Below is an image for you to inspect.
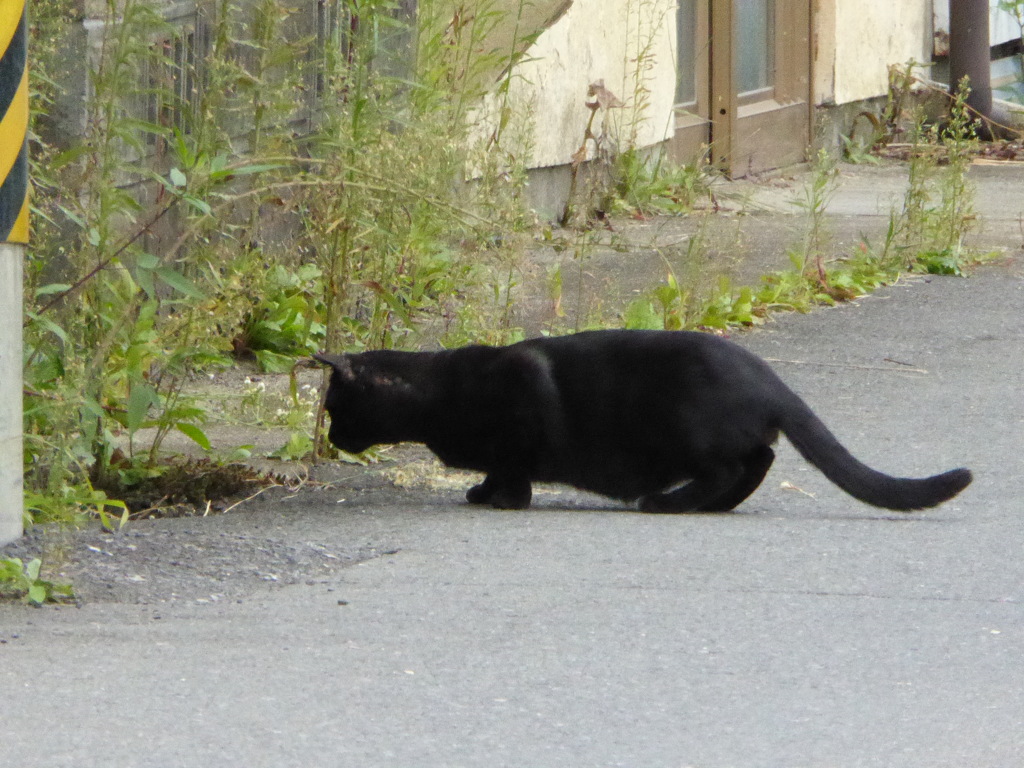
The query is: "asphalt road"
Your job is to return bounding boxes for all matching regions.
[2,262,1022,767]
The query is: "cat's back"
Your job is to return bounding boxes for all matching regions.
[520,328,735,356]
[515,329,768,383]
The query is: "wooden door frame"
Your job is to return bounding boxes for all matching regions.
[686,0,813,177]
[709,0,735,172]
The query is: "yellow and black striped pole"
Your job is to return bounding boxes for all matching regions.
[1,0,27,544]
[0,0,28,243]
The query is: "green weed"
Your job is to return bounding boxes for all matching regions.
[0,558,75,606]
[626,78,983,334]
[25,0,540,529]
[234,264,327,372]
[612,148,713,216]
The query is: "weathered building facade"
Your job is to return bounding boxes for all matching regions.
[47,1,1017,215]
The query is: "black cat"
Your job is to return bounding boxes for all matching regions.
[315,330,971,512]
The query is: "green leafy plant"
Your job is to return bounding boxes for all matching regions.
[25,0,537,521]
[916,248,966,276]
[24,483,130,531]
[626,272,761,332]
[0,558,75,606]
[612,148,712,216]
[624,271,688,330]
[24,0,280,512]
[698,279,757,329]
[235,264,327,372]
[269,432,315,462]
[787,148,841,294]
[625,79,983,336]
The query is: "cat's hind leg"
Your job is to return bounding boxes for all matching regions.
[639,447,774,513]
[639,472,731,513]
[696,446,774,512]
[466,475,533,509]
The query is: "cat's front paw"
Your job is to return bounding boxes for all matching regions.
[466,482,493,505]
[489,490,532,509]
[467,476,531,509]
[466,479,531,509]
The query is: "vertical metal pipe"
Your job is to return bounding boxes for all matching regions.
[948,0,992,118]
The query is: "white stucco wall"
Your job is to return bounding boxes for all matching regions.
[822,0,933,105]
[475,0,677,169]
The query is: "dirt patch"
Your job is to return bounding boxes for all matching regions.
[3,489,401,606]
[99,460,275,518]
[4,447,425,605]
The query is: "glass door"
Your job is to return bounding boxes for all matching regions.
[737,0,774,102]
[732,0,810,176]
[670,0,710,164]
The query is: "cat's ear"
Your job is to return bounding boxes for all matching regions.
[313,353,356,381]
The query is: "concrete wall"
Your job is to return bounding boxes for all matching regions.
[815,0,933,106]
[474,0,677,170]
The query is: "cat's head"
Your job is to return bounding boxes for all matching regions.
[313,352,420,454]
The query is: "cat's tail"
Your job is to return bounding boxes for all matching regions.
[777,393,972,510]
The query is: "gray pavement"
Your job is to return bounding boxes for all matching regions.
[2,162,1024,767]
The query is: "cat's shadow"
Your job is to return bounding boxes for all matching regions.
[459,495,959,523]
